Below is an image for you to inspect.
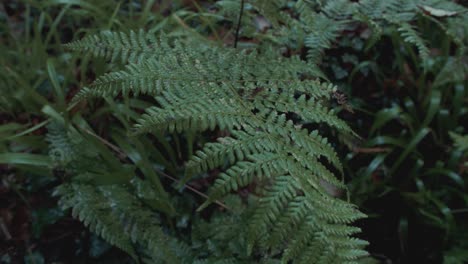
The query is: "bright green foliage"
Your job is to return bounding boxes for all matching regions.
[61,30,368,262]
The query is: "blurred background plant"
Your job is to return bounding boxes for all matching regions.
[327,2,468,263]
[0,0,467,263]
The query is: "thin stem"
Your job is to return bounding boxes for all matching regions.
[156,169,230,210]
[0,217,12,240]
[234,0,245,48]
[76,125,230,210]
[451,208,468,214]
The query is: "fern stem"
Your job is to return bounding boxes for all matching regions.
[157,169,230,210]
[77,126,128,160]
[77,124,230,210]
[234,0,245,48]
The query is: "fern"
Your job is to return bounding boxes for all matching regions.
[57,1,468,261]
[54,183,194,263]
[252,0,287,27]
[303,13,347,64]
[64,30,368,262]
[54,184,139,260]
[65,30,162,64]
[397,22,431,63]
[220,0,467,65]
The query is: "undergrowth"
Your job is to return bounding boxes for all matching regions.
[0,0,467,263]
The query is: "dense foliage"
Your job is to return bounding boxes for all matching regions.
[1,0,467,263]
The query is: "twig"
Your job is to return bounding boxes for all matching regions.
[234,0,245,48]
[43,231,74,243]
[76,126,230,210]
[156,169,230,210]
[78,126,127,160]
[352,147,390,154]
[0,217,12,240]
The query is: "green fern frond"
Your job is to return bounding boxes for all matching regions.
[216,0,467,65]
[322,0,357,19]
[55,183,194,263]
[70,30,367,262]
[134,89,251,134]
[65,30,163,63]
[254,87,353,133]
[49,0,468,261]
[46,122,77,166]
[357,0,417,23]
[187,127,344,182]
[397,22,430,63]
[71,36,322,102]
[248,181,366,259]
[99,185,194,263]
[249,0,288,27]
[303,14,347,64]
[54,184,138,260]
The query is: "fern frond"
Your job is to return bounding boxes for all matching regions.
[254,87,353,133]
[303,15,347,64]
[322,0,357,19]
[71,30,367,262]
[397,22,430,63]
[65,30,163,63]
[46,122,77,166]
[134,88,251,134]
[54,184,138,260]
[99,185,194,263]
[249,179,366,260]
[357,0,417,23]
[71,38,321,102]
[55,183,194,263]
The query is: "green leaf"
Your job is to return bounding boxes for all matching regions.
[422,89,441,127]
[370,106,401,135]
[361,154,387,180]
[0,153,52,167]
[390,128,430,175]
[47,59,66,110]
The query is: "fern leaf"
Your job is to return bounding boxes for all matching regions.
[54,184,138,260]
[71,30,368,262]
[55,183,194,263]
[65,30,163,63]
[134,90,251,134]
[397,22,430,63]
[304,15,347,64]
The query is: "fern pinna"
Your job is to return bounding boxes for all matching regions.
[58,30,368,263]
